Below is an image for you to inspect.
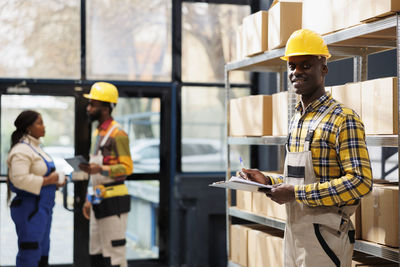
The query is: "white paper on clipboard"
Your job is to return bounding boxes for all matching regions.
[209,176,273,192]
[65,155,89,171]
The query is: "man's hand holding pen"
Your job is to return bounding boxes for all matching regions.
[239,168,270,185]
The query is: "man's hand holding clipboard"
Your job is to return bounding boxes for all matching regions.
[239,168,295,205]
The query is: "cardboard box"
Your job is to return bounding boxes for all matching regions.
[252,191,267,215]
[230,224,247,266]
[230,224,275,266]
[268,0,302,50]
[237,190,253,211]
[361,185,399,247]
[235,25,244,61]
[229,98,246,136]
[230,224,249,266]
[265,194,287,221]
[251,171,286,221]
[248,228,284,267]
[332,82,362,117]
[243,11,268,56]
[253,191,287,221]
[359,0,400,22]
[230,95,273,137]
[361,77,398,135]
[272,91,289,136]
[302,0,339,35]
[350,205,362,240]
[242,95,273,136]
[302,0,361,35]
[264,231,284,267]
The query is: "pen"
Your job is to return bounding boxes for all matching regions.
[239,156,246,169]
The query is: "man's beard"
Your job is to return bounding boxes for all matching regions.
[87,110,101,122]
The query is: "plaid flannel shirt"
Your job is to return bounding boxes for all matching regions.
[270,93,373,207]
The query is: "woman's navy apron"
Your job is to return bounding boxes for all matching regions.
[10,141,56,267]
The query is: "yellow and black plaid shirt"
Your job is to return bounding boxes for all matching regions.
[270,92,373,207]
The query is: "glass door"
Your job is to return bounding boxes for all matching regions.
[113,96,161,260]
[1,93,166,265]
[0,94,75,266]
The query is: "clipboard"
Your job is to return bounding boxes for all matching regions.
[65,155,89,171]
[209,176,273,192]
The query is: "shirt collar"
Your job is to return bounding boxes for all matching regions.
[98,118,113,131]
[295,92,331,114]
[24,134,41,146]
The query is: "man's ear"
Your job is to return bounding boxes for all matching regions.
[321,64,328,76]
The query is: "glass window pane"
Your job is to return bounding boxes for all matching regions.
[0,0,80,79]
[126,180,159,260]
[182,3,250,83]
[1,95,74,265]
[1,95,75,175]
[87,0,172,81]
[113,97,161,173]
[181,86,250,172]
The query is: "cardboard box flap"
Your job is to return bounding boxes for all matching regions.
[271,0,302,6]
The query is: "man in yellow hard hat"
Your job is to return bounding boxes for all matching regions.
[241,29,372,266]
[79,82,133,267]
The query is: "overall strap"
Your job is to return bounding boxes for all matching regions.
[286,112,301,152]
[20,141,55,176]
[95,123,120,154]
[20,141,53,163]
[304,103,338,151]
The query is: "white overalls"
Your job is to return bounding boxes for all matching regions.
[284,104,357,267]
[89,123,129,267]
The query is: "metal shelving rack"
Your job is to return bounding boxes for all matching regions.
[225,14,400,265]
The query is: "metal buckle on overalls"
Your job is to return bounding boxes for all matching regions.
[305,131,314,142]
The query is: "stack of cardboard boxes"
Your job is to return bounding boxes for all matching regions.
[331,77,398,135]
[235,0,400,61]
[303,0,400,35]
[236,172,287,222]
[229,92,289,137]
[230,224,284,267]
[230,1,400,265]
[232,184,399,266]
[230,76,398,137]
[236,0,302,60]
[361,184,399,248]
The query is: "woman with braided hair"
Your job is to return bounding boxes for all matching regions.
[7,110,65,267]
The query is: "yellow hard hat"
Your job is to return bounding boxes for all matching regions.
[84,82,118,104]
[281,29,331,61]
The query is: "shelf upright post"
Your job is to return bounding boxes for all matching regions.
[277,68,285,93]
[353,49,368,82]
[361,49,368,82]
[396,12,400,263]
[353,56,362,82]
[278,69,287,170]
[224,66,232,260]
